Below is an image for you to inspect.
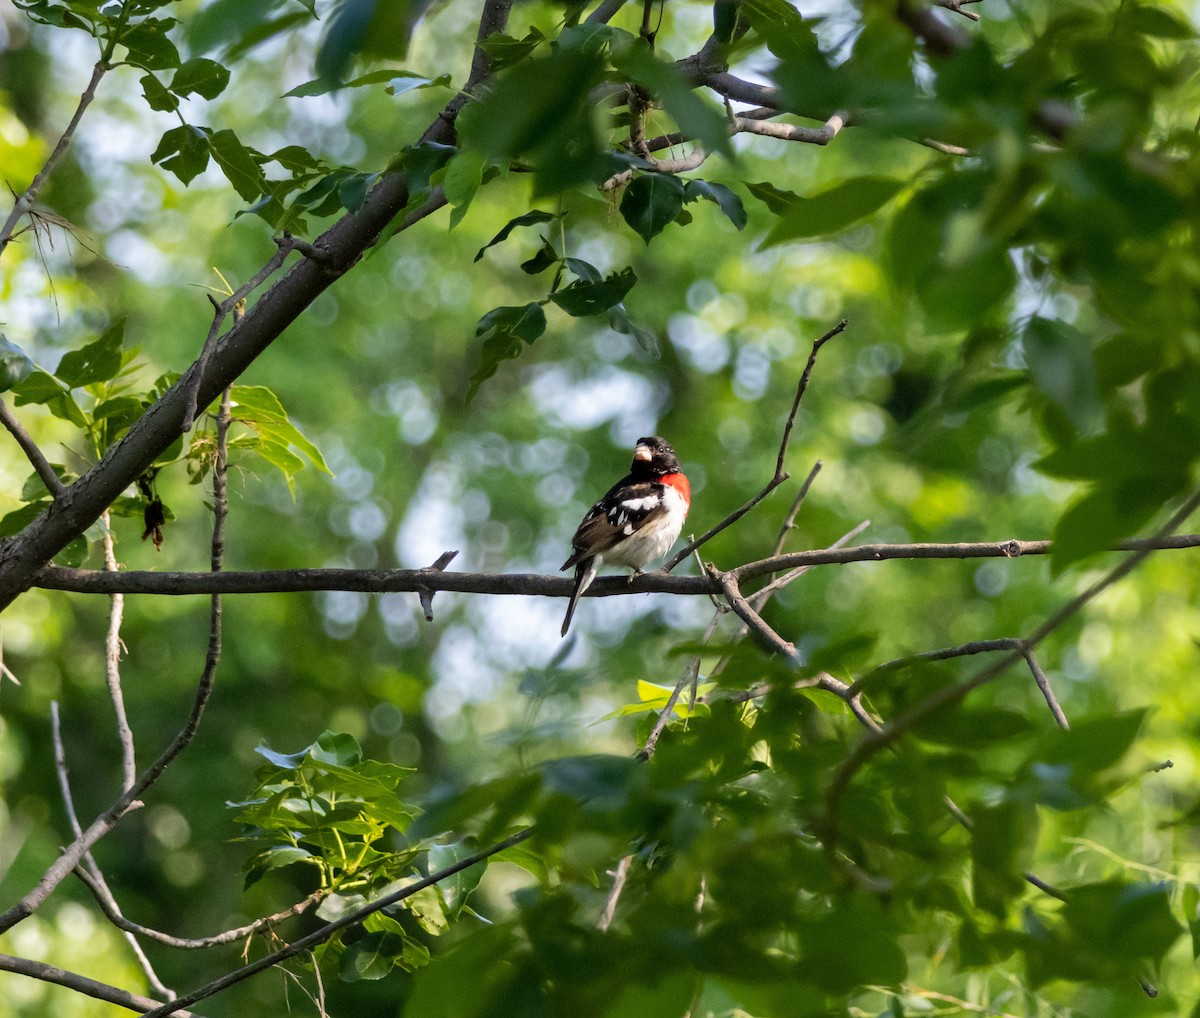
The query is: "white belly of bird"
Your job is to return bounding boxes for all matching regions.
[603,485,688,569]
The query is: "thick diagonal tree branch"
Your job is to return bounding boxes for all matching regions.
[0,953,205,1018]
[0,2,516,614]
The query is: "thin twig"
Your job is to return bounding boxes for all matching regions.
[775,320,845,479]
[769,461,822,559]
[638,608,723,760]
[709,519,870,683]
[182,241,296,432]
[73,863,325,949]
[51,704,173,998]
[732,111,847,144]
[932,0,983,21]
[101,512,136,791]
[597,854,633,931]
[1020,644,1069,730]
[662,321,845,573]
[0,61,108,256]
[712,567,880,731]
[0,397,66,498]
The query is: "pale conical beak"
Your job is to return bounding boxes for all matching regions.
[633,443,653,462]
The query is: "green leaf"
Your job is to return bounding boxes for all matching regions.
[1048,474,1180,573]
[474,209,558,262]
[474,303,547,345]
[54,535,88,568]
[456,47,611,194]
[396,140,456,199]
[442,149,486,230]
[971,801,1038,917]
[478,28,545,71]
[243,845,315,888]
[310,730,363,766]
[208,129,266,202]
[0,501,50,538]
[151,125,211,185]
[684,179,747,230]
[1061,881,1183,959]
[740,0,822,62]
[120,17,181,71]
[743,180,800,215]
[620,173,686,244]
[337,172,374,213]
[230,385,331,475]
[140,72,179,112]
[56,320,124,388]
[468,303,548,401]
[563,258,601,282]
[315,0,430,86]
[1184,883,1200,959]
[340,931,407,981]
[608,304,659,356]
[12,370,87,426]
[254,742,309,770]
[20,466,70,502]
[1022,317,1100,434]
[0,335,34,391]
[519,240,558,275]
[254,437,307,495]
[1121,4,1195,39]
[761,177,904,247]
[548,267,637,317]
[170,57,230,99]
[386,72,451,96]
[427,840,487,919]
[401,922,519,1017]
[1039,709,1147,773]
[798,895,907,991]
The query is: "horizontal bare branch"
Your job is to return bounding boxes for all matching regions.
[732,112,846,145]
[29,531,1200,598]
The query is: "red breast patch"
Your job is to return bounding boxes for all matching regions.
[661,472,691,506]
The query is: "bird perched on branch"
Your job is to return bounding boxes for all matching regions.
[560,436,690,637]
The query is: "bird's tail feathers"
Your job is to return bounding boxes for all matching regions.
[561,557,599,637]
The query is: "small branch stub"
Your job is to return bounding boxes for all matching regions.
[419,550,459,621]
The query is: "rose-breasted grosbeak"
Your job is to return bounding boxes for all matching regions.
[560,436,691,637]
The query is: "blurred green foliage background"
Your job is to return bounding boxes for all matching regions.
[4,0,1200,1014]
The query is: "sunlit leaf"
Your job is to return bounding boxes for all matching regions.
[761,177,904,247]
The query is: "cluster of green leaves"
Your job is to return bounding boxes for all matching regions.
[379,689,1187,1016]
[0,326,327,557]
[466,178,744,397]
[231,731,485,982]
